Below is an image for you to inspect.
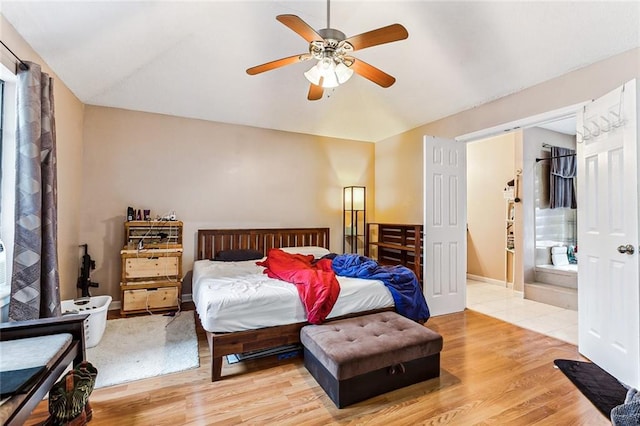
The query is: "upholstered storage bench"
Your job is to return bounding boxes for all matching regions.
[300,311,443,408]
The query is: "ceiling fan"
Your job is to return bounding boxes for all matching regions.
[246,0,408,101]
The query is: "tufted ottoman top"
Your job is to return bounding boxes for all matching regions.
[300,311,443,380]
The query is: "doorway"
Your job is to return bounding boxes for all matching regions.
[530,126,578,310]
[462,107,582,343]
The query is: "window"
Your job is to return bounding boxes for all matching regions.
[0,63,17,284]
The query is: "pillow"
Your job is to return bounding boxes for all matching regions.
[279,246,331,259]
[213,249,264,262]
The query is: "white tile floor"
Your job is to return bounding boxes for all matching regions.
[466,279,578,345]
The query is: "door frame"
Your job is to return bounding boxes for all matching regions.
[456,102,589,143]
[454,101,590,296]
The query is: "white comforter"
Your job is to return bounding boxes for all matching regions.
[192,259,394,332]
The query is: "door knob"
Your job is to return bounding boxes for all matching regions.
[617,244,635,255]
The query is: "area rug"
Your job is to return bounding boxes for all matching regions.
[87,311,199,388]
[554,359,627,417]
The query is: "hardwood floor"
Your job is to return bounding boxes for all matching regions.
[26,307,608,425]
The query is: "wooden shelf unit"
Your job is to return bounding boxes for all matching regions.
[505,198,515,285]
[120,221,183,315]
[365,223,423,285]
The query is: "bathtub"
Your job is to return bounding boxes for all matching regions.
[535,263,578,289]
[538,263,578,273]
[62,295,112,348]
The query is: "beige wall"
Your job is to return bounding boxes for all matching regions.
[374,135,422,223]
[80,106,375,302]
[1,15,85,301]
[375,47,640,286]
[466,133,516,282]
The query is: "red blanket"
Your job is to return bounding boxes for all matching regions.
[257,249,340,324]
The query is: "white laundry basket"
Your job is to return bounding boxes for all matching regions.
[62,295,112,348]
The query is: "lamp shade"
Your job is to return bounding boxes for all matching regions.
[304,59,354,89]
[343,186,366,255]
[344,187,353,210]
[335,62,354,84]
[343,186,365,211]
[352,186,365,210]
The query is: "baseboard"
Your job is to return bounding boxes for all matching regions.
[467,274,521,296]
[466,274,508,287]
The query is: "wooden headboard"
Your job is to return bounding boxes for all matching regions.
[197,227,330,260]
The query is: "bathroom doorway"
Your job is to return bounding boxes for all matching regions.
[526,121,579,310]
[464,112,580,311]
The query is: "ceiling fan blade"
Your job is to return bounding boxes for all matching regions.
[277,14,323,43]
[308,83,324,101]
[343,23,408,51]
[350,59,396,88]
[246,53,311,75]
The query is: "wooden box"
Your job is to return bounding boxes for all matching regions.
[121,249,182,281]
[121,282,181,314]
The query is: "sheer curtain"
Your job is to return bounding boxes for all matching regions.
[8,61,60,320]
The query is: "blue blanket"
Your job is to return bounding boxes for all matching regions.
[332,254,430,322]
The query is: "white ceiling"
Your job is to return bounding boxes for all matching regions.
[2,1,639,142]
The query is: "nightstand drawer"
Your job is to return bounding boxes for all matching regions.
[122,287,179,311]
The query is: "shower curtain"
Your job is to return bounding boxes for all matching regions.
[550,146,576,209]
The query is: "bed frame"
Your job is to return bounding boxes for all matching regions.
[197,227,330,261]
[196,227,389,381]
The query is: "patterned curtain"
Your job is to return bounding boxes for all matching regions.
[549,146,577,209]
[8,61,61,320]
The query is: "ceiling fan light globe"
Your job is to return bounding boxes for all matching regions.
[304,65,322,86]
[318,59,339,88]
[335,62,354,84]
[321,70,339,88]
[319,58,334,71]
[305,60,340,88]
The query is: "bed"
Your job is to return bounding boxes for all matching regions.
[194,227,396,381]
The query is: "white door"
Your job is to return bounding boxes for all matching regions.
[577,79,639,388]
[423,136,467,316]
